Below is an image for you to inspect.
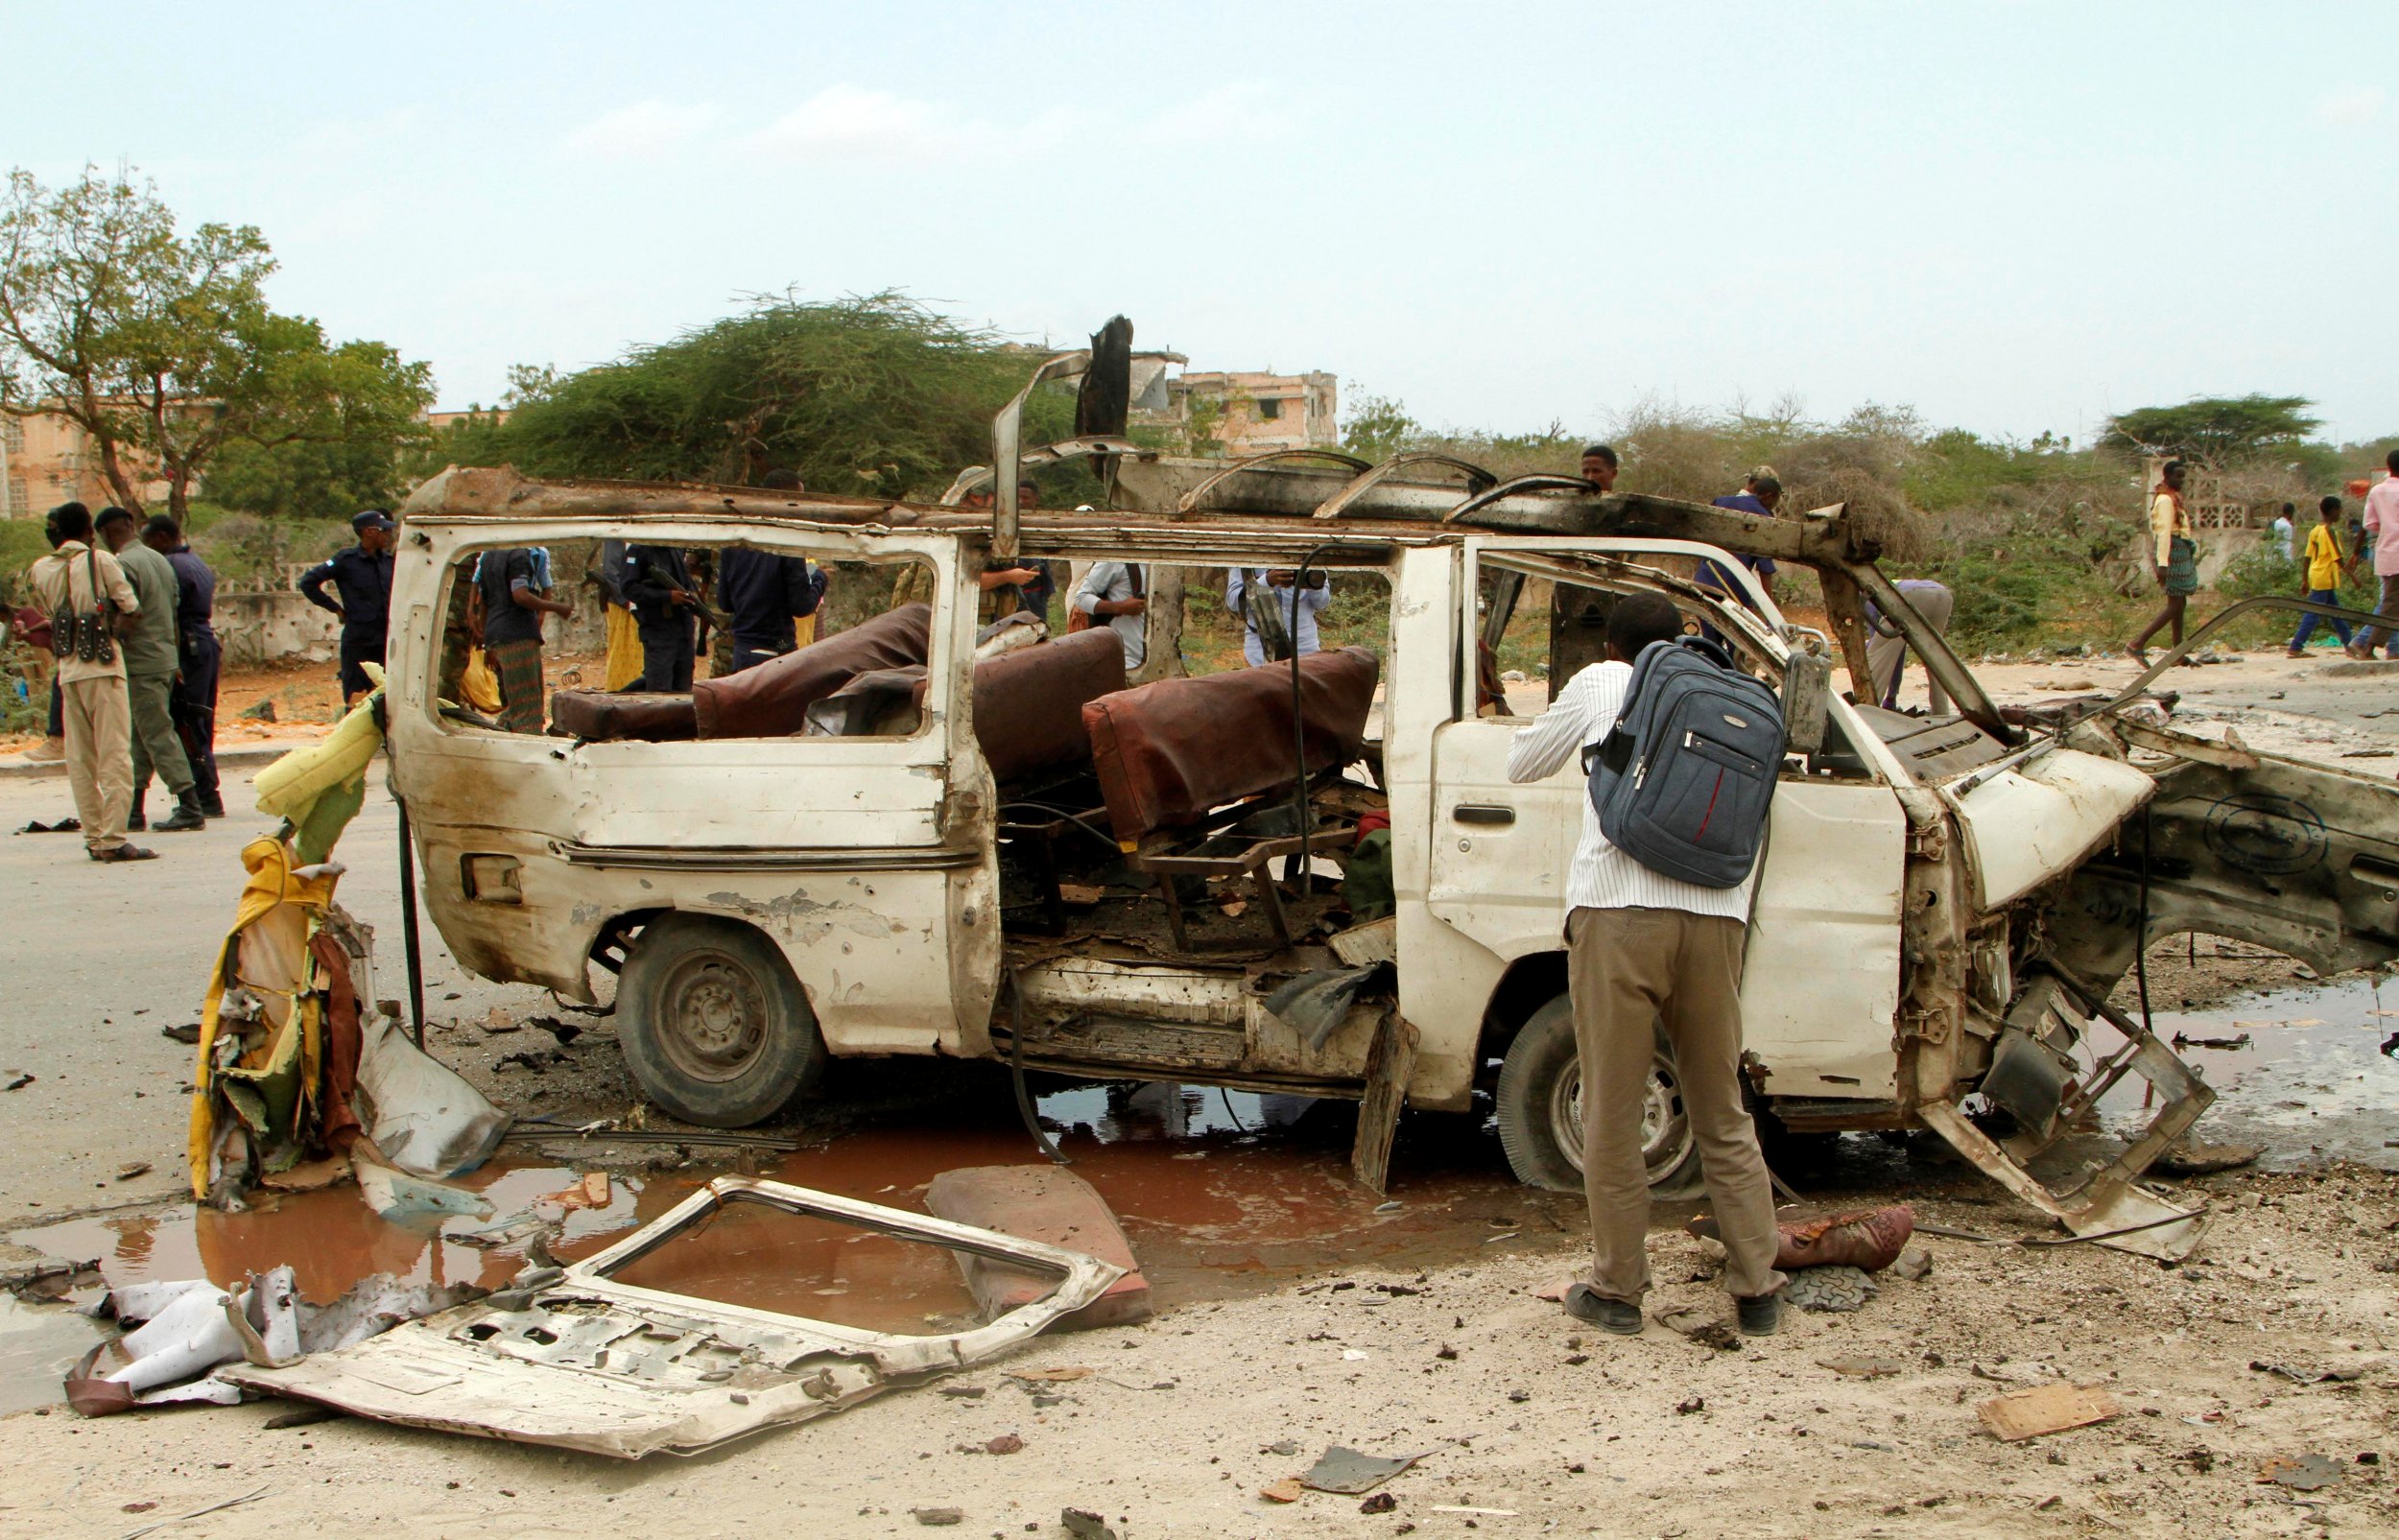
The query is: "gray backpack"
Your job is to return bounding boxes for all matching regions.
[1583,635,1783,888]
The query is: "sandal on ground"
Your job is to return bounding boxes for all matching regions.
[89,843,158,863]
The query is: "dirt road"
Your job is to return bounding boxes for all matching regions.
[4,1162,2394,1538]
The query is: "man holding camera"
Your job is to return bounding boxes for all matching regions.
[27,502,151,863]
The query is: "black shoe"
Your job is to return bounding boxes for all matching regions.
[127,807,147,832]
[1735,1292,1783,1337]
[198,797,226,818]
[155,794,206,833]
[1562,1283,1644,1336]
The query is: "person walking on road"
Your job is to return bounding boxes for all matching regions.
[143,516,225,817]
[97,508,203,833]
[1504,591,1787,1339]
[2128,460,2197,665]
[2348,452,2399,660]
[297,509,398,707]
[2288,497,2356,657]
[27,503,152,862]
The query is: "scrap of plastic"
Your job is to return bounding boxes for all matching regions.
[1299,1444,1436,1495]
[65,1267,479,1416]
[354,1155,494,1226]
[351,1010,510,1178]
[108,1286,246,1393]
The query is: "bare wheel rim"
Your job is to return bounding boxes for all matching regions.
[654,948,772,1083]
[1549,1050,1694,1182]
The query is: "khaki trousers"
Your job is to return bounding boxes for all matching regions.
[1566,906,1786,1303]
[127,669,195,801]
[60,675,132,853]
[2358,574,2399,657]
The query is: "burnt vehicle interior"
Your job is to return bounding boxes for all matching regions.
[988,564,1393,965]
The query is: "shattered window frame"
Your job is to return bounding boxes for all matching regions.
[423,526,951,746]
[222,1177,1127,1458]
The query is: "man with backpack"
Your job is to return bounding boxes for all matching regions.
[1506,591,1786,1338]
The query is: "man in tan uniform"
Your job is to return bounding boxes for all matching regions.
[97,506,204,832]
[27,502,153,863]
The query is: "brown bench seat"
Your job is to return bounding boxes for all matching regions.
[548,604,932,743]
[1082,648,1380,842]
[804,626,1129,785]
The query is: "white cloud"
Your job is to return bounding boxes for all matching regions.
[2313,86,2385,128]
[1141,82,1293,147]
[745,83,1081,165]
[563,99,724,158]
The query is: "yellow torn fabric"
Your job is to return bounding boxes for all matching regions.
[253,664,385,818]
[604,604,645,692]
[459,648,503,714]
[188,838,343,1199]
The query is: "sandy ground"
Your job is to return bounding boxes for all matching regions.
[3,1164,2394,1539]
[5,631,2399,1537]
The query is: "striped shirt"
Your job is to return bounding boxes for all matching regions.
[1505,659,1756,920]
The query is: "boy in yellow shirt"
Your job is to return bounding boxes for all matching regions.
[2287,495,2356,656]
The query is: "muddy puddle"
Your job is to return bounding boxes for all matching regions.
[15,994,2368,1417]
[2094,974,2399,1168]
[0,1295,102,1416]
[1,1081,1594,1410]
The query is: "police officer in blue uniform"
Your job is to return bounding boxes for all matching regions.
[297,509,398,706]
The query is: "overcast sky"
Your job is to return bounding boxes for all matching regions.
[6,2,2389,444]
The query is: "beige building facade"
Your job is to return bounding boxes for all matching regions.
[1173,369,1339,455]
[1,410,173,519]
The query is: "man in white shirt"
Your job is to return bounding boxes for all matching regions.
[2349,453,2399,659]
[1071,561,1149,669]
[1227,567,1331,666]
[1505,591,1786,1337]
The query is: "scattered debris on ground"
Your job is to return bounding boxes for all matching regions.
[1977,1383,2124,1441]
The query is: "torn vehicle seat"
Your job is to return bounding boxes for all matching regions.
[694,603,931,738]
[1083,647,1379,841]
[804,628,1129,785]
[972,627,1127,784]
[548,690,699,743]
[547,604,933,743]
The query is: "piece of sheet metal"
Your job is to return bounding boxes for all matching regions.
[221,1177,1123,1457]
[1917,962,2215,1264]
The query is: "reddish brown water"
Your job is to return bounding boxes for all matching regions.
[9,1085,1567,1330]
[599,1203,991,1335]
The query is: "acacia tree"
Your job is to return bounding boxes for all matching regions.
[486,292,1074,496]
[2102,394,2322,465]
[0,165,431,518]
[0,167,199,509]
